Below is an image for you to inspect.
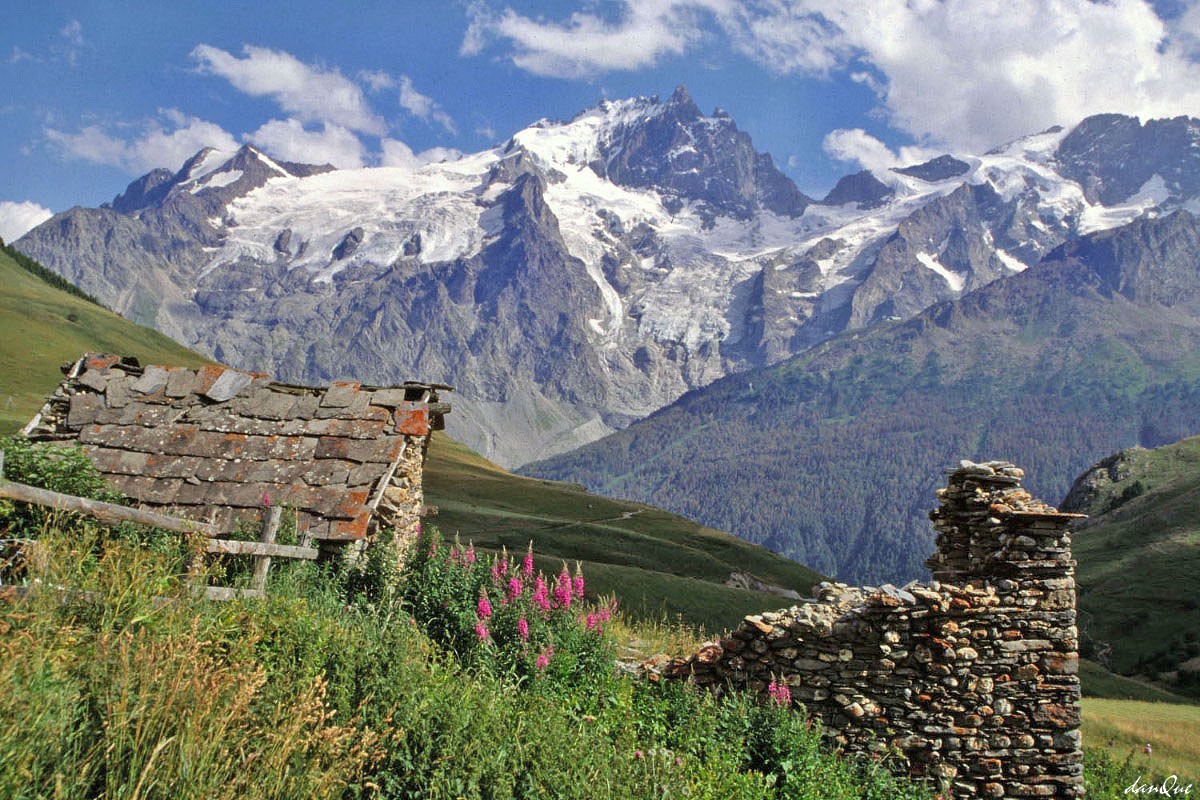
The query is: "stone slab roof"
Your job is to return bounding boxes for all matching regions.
[23,353,451,542]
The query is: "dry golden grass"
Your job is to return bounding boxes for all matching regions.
[1082,698,1200,786]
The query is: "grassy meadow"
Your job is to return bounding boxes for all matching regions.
[1082,698,1200,788]
[0,246,213,432]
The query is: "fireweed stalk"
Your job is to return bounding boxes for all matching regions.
[400,528,615,688]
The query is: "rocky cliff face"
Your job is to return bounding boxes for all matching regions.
[17,102,1200,466]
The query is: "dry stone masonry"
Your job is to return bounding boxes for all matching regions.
[666,461,1084,798]
[23,353,451,553]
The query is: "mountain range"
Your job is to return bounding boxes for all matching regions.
[17,87,1200,469]
[16,87,1200,582]
[526,210,1200,582]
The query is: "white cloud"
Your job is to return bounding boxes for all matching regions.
[398,76,458,135]
[1171,1,1200,59]
[45,110,238,174]
[720,0,1200,151]
[359,69,396,92]
[461,0,727,78]
[822,128,940,171]
[468,0,1200,151]
[8,46,33,64]
[398,76,434,119]
[247,119,366,168]
[191,44,385,135]
[56,19,84,66]
[717,2,847,74]
[0,200,54,242]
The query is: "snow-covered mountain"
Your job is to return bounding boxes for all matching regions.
[16,87,1200,465]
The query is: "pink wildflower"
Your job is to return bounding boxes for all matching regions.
[522,543,534,578]
[633,750,644,761]
[477,592,492,619]
[507,576,523,601]
[517,617,530,641]
[767,678,791,707]
[585,612,597,631]
[532,575,551,612]
[449,547,459,562]
[475,621,490,641]
[573,573,585,600]
[553,566,573,608]
[535,644,554,671]
[261,492,271,507]
[464,545,476,565]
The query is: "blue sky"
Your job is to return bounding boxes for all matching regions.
[4,0,1200,241]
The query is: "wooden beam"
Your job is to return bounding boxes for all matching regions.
[370,440,408,511]
[204,586,265,601]
[206,538,317,560]
[251,506,283,591]
[0,479,218,536]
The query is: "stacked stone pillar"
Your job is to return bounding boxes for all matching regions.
[664,461,1084,798]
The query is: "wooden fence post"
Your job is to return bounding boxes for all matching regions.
[251,506,283,592]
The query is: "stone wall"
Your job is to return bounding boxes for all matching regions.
[666,462,1083,798]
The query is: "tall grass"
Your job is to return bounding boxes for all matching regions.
[0,532,376,800]
[0,518,939,800]
[0,440,1129,799]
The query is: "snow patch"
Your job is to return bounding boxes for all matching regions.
[994,248,1027,273]
[190,169,243,193]
[199,149,500,282]
[1078,174,1169,235]
[916,251,965,291]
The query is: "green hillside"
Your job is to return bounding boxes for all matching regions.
[0,244,823,632]
[424,433,827,630]
[0,244,214,430]
[1063,435,1200,698]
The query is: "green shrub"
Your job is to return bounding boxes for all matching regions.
[0,436,185,583]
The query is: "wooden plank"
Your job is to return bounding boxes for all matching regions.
[204,586,265,601]
[205,538,318,560]
[251,506,282,591]
[369,440,408,511]
[0,479,218,536]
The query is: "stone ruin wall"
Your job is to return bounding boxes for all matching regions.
[666,462,1084,798]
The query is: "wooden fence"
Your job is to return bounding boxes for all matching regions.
[0,449,319,600]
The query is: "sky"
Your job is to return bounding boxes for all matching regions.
[4,0,1200,242]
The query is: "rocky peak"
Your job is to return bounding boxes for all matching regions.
[663,83,702,121]
[822,170,894,209]
[893,154,971,183]
[108,167,175,213]
[1048,209,1200,305]
[589,85,811,219]
[1055,113,1200,205]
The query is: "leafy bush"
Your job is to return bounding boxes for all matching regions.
[1082,746,1143,799]
[0,436,185,584]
